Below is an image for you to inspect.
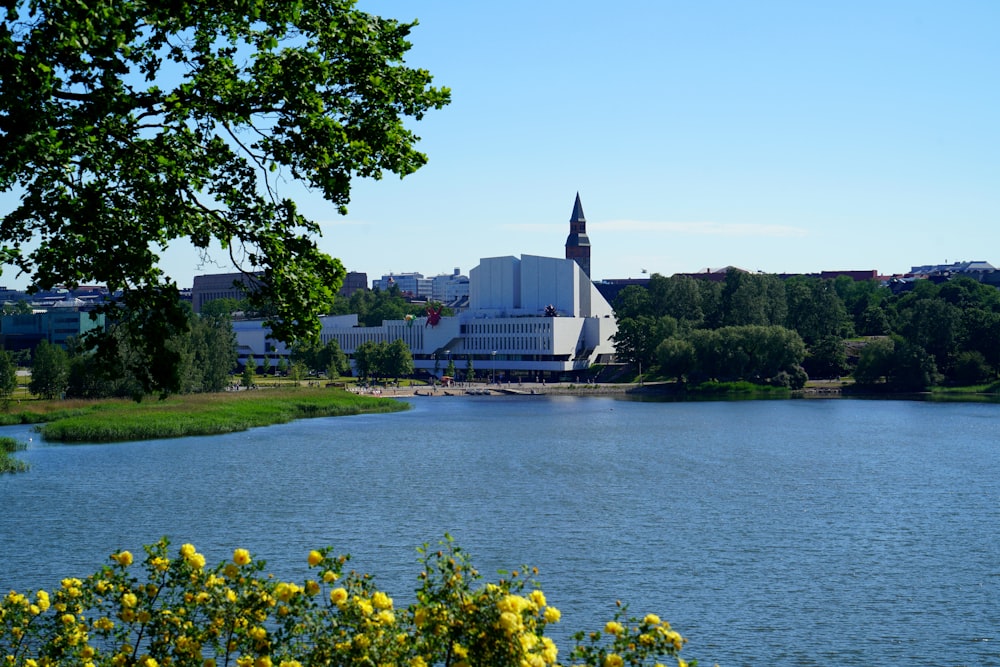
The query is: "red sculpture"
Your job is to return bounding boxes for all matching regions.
[425,304,443,327]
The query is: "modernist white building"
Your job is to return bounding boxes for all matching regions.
[234,254,618,379]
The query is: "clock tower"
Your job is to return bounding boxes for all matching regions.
[564,192,591,279]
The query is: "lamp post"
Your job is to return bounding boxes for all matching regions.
[491,350,497,385]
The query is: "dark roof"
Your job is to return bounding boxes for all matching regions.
[570,192,586,223]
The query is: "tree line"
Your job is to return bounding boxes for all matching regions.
[613,270,1000,391]
[16,305,238,401]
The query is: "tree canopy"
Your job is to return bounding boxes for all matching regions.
[0,0,449,393]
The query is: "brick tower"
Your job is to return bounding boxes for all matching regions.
[564,192,591,279]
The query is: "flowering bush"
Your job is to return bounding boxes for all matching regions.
[1,536,699,667]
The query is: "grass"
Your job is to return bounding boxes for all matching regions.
[7,388,408,444]
[0,436,29,473]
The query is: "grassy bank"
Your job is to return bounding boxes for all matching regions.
[9,388,408,443]
[0,436,28,473]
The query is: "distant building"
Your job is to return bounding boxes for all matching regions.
[0,302,105,351]
[371,272,432,299]
[191,272,261,313]
[340,271,368,297]
[235,254,617,378]
[430,269,470,305]
[193,269,371,313]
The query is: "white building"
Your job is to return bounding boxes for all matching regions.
[430,268,470,304]
[234,254,618,378]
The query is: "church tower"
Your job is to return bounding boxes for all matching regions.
[564,192,591,279]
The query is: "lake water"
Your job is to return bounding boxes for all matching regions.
[1,395,997,666]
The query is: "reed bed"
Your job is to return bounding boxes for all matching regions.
[35,388,408,443]
[0,436,29,473]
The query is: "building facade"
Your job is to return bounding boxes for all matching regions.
[0,303,105,351]
[235,254,618,378]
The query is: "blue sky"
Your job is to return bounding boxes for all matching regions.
[310,0,998,283]
[6,1,1000,288]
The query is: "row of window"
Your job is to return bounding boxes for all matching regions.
[460,322,552,335]
[464,336,552,352]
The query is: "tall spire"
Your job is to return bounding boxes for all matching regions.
[565,192,591,278]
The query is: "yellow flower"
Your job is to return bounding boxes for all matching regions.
[112,551,133,567]
[254,656,272,667]
[307,550,323,567]
[322,570,338,583]
[279,662,303,667]
[643,613,661,625]
[540,637,558,664]
[121,593,138,609]
[499,611,522,634]
[180,544,196,558]
[677,660,688,667]
[377,610,395,625]
[543,606,561,623]
[356,597,373,616]
[409,657,427,667]
[330,588,348,606]
[305,580,320,596]
[498,595,529,614]
[36,590,50,612]
[452,643,468,659]
[233,549,252,566]
[603,654,623,667]
[605,621,624,635]
[372,591,393,610]
[529,590,546,608]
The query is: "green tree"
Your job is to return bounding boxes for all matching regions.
[611,315,677,371]
[199,298,244,318]
[720,270,787,327]
[28,341,69,399]
[803,335,850,379]
[853,337,896,386]
[189,311,237,391]
[242,355,256,388]
[385,339,414,382]
[654,337,696,382]
[0,349,17,405]
[784,276,852,345]
[466,355,475,382]
[0,1,449,394]
[323,340,350,380]
[353,341,382,382]
[612,285,652,321]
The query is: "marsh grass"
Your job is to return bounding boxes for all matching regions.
[0,436,28,473]
[29,388,408,443]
